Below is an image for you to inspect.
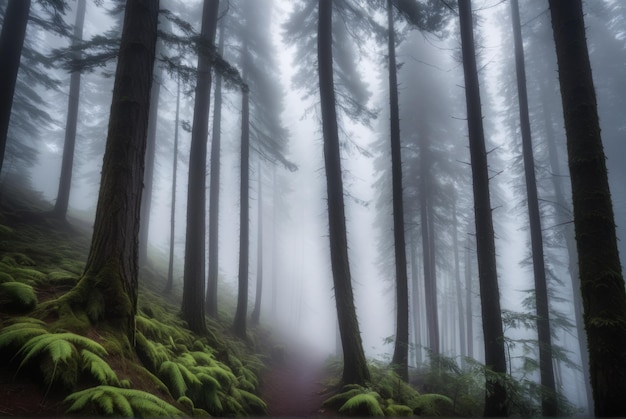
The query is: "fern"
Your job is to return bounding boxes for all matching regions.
[233,388,268,415]
[0,282,38,311]
[0,320,48,349]
[81,349,120,386]
[64,385,184,416]
[411,393,453,416]
[323,386,368,408]
[338,392,385,416]
[0,271,15,283]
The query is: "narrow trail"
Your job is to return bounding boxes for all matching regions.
[260,351,335,417]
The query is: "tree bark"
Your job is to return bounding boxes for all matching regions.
[251,160,263,326]
[206,17,226,318]
[138,44,164,267]
[510,0,557,414]
[419,134,439,356]
[68,0,158,343]
[317,0,370,386]
[452,196,467,365]
[541,82,592,412]
[233,87,250,340]
[458,1,508,415]
[165,73,181,293]
[53,0,86,220]
[0,0,30,177]
[182,0,220,334]
[549,1,626,415]
[387,0,409,382]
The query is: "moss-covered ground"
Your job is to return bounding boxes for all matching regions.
[0,178,270,416]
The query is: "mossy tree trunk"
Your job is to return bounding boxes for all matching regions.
[182,0,220,334]
[52,0,86,220]
[510,0,557,414]
[317,0,370,386]
[0,0,30,177]
[458,1,508,415]
[70,0,159,342]
[549,1,626,415]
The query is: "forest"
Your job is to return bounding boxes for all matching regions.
[0,0,625,417]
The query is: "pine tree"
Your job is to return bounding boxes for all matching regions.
[549,0,626,415]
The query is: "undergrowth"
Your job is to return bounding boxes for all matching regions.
[0,181,267,416]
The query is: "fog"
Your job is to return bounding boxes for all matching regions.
[8,0,626,413]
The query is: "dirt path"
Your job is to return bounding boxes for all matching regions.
[261,352,335,417]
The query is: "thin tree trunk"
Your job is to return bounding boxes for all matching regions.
[165,73,181,293]
[271,167,278,320]
[549,1,626,415]
[419,137,439,356]
[387,0,409,382]
[53,0,86,220]
[458,1,508,415]
[410,231,422,366]
[0,0,30,177]
[206,17,226,318]
[251,160,263,326]
[452,197,467,366]
[465,234,474,360]
[65,0,158,343]
[317,0,370,386]
[182,0,220,334]
[233,87,250,339]
[510,0,557,414]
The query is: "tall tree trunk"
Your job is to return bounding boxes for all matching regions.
[410,231,422,366]
[138,49,164,267]
[182,0,220,334]
[206,17,225,318]
[464,234,474,360]
[53,0,86,220]
[549,1,626,415]
[387,0,409,382]
[271,167,278,321]
[458,1,508,415]
[541,83,592,412]
[510,0,557,414]
[165,73,181,293]
[233,87,250,339]
[0,0,30,177]
[251,160,263,326]
[317,0,370,386]
[452,196,467,365]
[419,136,439,356]
[64,0,158,343]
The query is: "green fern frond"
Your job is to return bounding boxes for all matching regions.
[384,403,414,416]
[159,360,188,398]
[18,334,75,370]
[323,387,368,408]
[0,322,47,350]
[10,267,47,283]
[0,271,15,283]
[81,349,120,386]
[338,392,384,416]
[64,385,184,416]
[234,388,268,414]
[411,393,453,416]
[189,350,215,366]
[0,282,38,310]
[204,364,238,388]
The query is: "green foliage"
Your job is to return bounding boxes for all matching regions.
[384,403,413,416]
[338,392,385,416]
[411,393,453,416]
[0,224,14,236]
[64,385,184,416]
[0,322,119,391]
[0,282,38,311]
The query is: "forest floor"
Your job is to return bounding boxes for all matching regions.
[261,348,337,417]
